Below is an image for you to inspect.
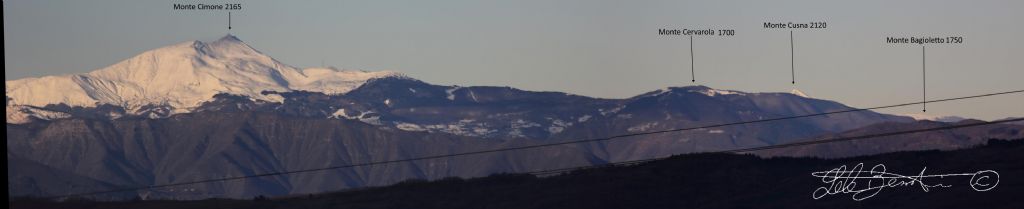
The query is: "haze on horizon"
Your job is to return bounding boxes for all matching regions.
[5,0,1023,120]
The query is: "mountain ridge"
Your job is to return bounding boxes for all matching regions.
[7,35,899,128]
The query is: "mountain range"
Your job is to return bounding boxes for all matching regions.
[6,35,1021,199]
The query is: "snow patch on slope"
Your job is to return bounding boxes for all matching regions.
[627,122,658,132]
[445,87,461,100]
[419,119,496,137]
[547,118,573,134]
[395,122,427,132]
[5,105,71,123]
[691,88,743,97]
[599,106,624,116]
[577,115,592,123]
[790,89,810,98]
[902,113,968,123]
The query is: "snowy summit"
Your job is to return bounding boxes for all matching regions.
[6,34,403,121]
[790,89,809,98]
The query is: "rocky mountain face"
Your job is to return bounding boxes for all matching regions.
[10,35,1014,199]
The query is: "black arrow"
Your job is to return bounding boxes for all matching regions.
[922,45,926,112]
[690,35,695,82]
[790,31,795,84]
[228,12,232,30]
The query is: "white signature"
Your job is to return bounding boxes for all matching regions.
[811,163,999,201]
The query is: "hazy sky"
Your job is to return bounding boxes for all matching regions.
[5,0,1023,120]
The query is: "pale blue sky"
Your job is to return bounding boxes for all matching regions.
[5,0,1023,120]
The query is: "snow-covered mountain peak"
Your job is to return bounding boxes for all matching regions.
[635,86,747,98]
[679,86,745,97]
[216,34,243,43]
[790,89,810,98]
[204,34,265,58]
[6,35,404,122]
